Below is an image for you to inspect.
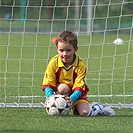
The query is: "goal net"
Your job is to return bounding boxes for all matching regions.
[0,0,132,108]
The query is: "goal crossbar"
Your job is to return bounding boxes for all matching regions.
[0,102,132,108]
[0,94,132,108]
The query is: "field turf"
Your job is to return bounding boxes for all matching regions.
[0,108,133,133]
[0,31,133,132]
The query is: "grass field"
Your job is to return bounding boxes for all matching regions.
[0,32,133,132]
[0,108,133,133]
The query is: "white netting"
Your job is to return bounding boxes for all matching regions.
[0,0,132,108]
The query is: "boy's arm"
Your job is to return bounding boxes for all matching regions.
[70,90,82,102]
[44,88,54,98]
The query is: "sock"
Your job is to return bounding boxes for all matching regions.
[87,105,100,116]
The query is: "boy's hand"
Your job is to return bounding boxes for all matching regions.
[63,94,73,109]
[44,98,49,108]
[44,94,54,108]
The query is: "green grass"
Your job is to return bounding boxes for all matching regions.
[0,32,133,132]
[0,108,133,133]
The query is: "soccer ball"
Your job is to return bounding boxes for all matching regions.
[113,38,124,45]
[45,94,71,116]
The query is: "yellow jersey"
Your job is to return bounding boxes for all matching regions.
[42,54,88,94]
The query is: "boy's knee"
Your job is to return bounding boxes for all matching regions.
[57,83,70,95]
[79,110,89,116]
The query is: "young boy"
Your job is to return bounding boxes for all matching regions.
[42,31,115,116]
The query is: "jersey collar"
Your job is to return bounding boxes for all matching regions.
[57,54,79,68]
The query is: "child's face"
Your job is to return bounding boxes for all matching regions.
[56,42,78,66]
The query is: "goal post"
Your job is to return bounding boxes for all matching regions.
[0,0,133,108]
